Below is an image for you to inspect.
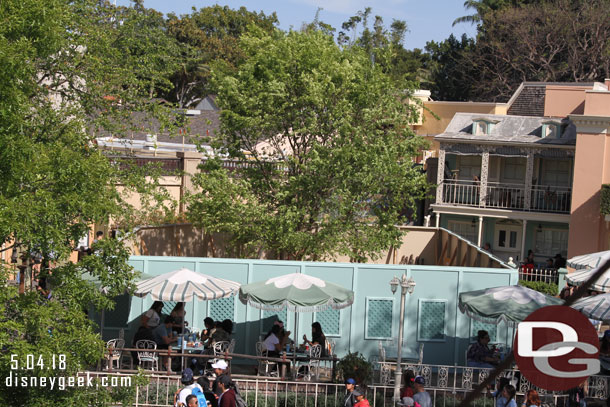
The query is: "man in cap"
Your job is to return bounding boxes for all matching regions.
[343,378,356,407]
[175,368,203,407]
[352,387,370,407]
[413,376,431,407]
[211,359,230,396]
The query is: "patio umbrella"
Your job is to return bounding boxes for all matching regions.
[458,285,563,325]
[135,268,240,302]
[238,273,354,312]
[566,253,610,292]
[567,250,610,270]
[571,293,610,323]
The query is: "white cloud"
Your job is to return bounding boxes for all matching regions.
[292,0,410,20]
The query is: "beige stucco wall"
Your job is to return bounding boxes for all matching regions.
[544,86,589,117]
[584,92,610,116]
[568,129,610,257]
[415,101,507,137]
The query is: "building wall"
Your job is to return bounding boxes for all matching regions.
[544,86,589,117]
[568,130,610,256]
[97,257,517,367]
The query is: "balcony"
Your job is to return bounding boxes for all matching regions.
[438,180,571,214]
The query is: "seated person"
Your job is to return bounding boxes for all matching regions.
[200,317,215,345]
[467,330,500,368]
[170,302,188,334]
[302,322,327,357]
[263,324,290,377]
[211,319,232,345]
[152,316,177,371]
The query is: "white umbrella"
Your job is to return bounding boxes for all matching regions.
[571,293,610,322]
[568,250,610,270]
[567,253,610,292]
[135,268,240,302]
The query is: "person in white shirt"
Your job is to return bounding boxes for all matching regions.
[141,301,164,329]
[176,368,203,407]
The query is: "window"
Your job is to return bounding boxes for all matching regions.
[365,298,393,339]
[542,122,561,139]
[210,297,234,322]
[315,308,341,337]
[472,119,498,135]
[418,300,446,342]
[447,220,477,243]
[456,155,481,180]
[540,159,571,187]
[501,157,526,182]
[535,228,568,257]
[470,320,497,343]
[495,225,521,250]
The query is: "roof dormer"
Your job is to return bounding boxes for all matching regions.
[541,120,562,139]
[472,118,500,135]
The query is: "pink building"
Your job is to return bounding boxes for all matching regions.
[565,80,610,257]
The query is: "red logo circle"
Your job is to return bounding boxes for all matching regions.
[513,305,599,391]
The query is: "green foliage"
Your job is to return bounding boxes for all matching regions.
[0,0,176,405]
[424,34,477,101]
[600,184,610,216]
[335,352,373,385]
[166,5,278,107]
[519,280,559,296]
[187,28,428,261]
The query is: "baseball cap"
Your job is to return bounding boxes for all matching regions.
[181,368,194,383]
[211,360,228,370]
[345,378,356,385]
[352,389,362,397]
[414,376,425,385]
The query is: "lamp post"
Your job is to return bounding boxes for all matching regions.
[389,274,416,402]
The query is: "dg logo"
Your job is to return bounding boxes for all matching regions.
[514,305,600,391]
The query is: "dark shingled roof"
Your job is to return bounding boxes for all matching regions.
[506,82,596,117]
[435,113,576,146]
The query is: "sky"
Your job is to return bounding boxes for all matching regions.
[115,0,477,50]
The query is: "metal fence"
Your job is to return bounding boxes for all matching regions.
[84,360,610,407]
[518,266,559,284]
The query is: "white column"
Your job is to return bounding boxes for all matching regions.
[524,153,534,210]
[477,216,484,247]
[436,148,446,204]
[520,219,528,262]
[435,213,441,228]
[480,150,490,207]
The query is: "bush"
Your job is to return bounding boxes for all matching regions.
[601,184,610,215]
[335,352,373,386]
[519,280,558,296]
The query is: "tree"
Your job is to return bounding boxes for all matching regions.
[166,5,278,107]
[186,28,429,262]
[0,0,173,404]
[424,34,477,101]
[468,0,610,101]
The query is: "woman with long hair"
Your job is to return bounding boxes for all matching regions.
[303,322,327,356]
[400,370,416,398]
[140,301,163,329]
[170,302,187,333]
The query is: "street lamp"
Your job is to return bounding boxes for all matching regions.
[389,273,416,402]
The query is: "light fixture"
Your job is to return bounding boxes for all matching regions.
[471,218,476,228]
[10,248,18,264]
[389,276,399,294]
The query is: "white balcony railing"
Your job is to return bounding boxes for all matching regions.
[438,181,571,214]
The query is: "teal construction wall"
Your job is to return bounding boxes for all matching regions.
[97,256,518,366]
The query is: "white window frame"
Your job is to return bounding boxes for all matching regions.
[447,220,477,243]
[494,225,521,251]
[534,227,568,258]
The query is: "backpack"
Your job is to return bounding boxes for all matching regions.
[192,387,208,407]
[235,392,246,407]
